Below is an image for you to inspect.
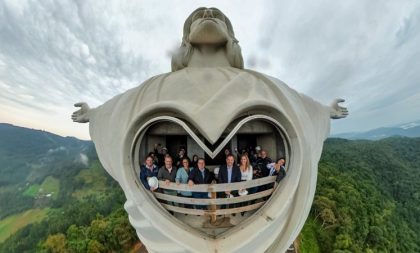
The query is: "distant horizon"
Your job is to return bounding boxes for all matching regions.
[2,118,419,141]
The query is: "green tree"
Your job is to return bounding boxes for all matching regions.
[43,233,68,253]
[86,240,105,253]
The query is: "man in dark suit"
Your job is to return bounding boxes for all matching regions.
[218,154,242,185]
[218,154,242,211]
[188,158,215,209]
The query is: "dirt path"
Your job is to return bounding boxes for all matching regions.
[129,242,148,253]
[294,238,300,253]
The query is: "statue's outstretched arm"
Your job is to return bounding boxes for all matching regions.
[330,98,349,119]
[71,102,91,123]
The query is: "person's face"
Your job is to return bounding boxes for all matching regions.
[182,160,189,169]
[197,159,205,169]
[261,151,267,158]
[278,159,285,166]
[193,156,198,162]
[240,156,247,165]
[275,159,285,169]
[164,157,172,168]
[226,156,234,167]
[145,157,153,167]
[162,149,167,154]
[179,149,185,156]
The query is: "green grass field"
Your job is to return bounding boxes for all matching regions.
[38,176,59,199]
[23,184,40,197]
[23,176,59,199]
[0,208,50,242]
[72,160,108,199]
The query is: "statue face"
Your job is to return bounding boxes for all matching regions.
[189,8,229,45]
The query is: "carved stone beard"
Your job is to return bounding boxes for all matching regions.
[189,18,229,46]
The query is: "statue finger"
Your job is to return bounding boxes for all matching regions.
[72,110,81,116]
[335,98,345,104]
[74,102,86,107]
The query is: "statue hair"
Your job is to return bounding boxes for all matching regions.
[171,7,244,71]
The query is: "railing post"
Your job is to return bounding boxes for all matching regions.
[209,184,217,224]
[210,191,217,223]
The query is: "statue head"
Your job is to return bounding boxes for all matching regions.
[171,7,244,71]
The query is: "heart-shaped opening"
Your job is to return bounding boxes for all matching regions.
[131,115,291,238]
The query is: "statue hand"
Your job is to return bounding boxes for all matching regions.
[72,102,90,123]
[330,98,349,119]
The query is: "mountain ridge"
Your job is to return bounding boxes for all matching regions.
[332,119,420,140]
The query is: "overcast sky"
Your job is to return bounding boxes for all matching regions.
[0,0,419,140]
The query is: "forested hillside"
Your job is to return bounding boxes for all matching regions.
[0,123,94,219]
[0,124,419,252]
[300,137,420,253]
[0,124,138,253]
[0,123,93,186]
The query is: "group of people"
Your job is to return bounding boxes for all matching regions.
[139,144,287,211]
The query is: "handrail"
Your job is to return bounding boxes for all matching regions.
[157,176,276,192]
[162,201,265,216]
[153,189,274,205]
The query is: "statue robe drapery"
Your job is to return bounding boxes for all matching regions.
[87,66,331,253]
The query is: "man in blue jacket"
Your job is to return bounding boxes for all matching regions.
[140,155,159,191]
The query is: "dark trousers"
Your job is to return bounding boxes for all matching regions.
[247,186,258,204]
[192,192,208,210]
[221,191,238,210]
[179,194,193,209]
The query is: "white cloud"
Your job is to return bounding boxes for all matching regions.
[78,153,89,166]
[47,146,66,154]
[0,0,419,138]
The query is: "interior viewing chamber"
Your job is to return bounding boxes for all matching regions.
[131,115,291,238]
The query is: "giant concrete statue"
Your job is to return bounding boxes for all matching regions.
[72,7,348,253]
